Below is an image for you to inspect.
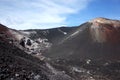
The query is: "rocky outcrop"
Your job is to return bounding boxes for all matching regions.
[0,23,74,80]
[89,18,120,44]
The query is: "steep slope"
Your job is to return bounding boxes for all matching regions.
[43,18,120,62]
[0,23,52,60]
[90,17,120,44]
[0,23,75,80]
[0,38,49,80]
[21,18,120,80]
[41,18,120,80]
[1,17,120,80]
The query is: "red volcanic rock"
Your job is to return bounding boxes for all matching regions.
[89,18,120,44]
[0,24,19,42]
[0,24,8,32]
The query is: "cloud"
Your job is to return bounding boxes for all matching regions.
[0,0,92,30]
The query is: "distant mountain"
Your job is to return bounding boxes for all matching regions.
[0,17,120,80]
[24,27,77,44]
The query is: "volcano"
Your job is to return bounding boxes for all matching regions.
[35,18,120,62]
[0,17,120,80]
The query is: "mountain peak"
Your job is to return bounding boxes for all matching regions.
[89,17,120,27]
[89,17,120,43]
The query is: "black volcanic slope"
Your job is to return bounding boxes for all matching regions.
[1,18,120,80]
[26,21,120,61]
[0,40,49,80]
[43,22,120,61]
[25,20,120,80]
[25,26,77,44]
[44,22,93,59]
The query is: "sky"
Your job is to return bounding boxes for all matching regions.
[0,0,120,30]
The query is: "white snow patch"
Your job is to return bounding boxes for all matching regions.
[70,30,79,37]
[72,67,86,73]
[63,32,67,35]
[86,59,91,64]
[58,29,67,35]
[59,30,80,44]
